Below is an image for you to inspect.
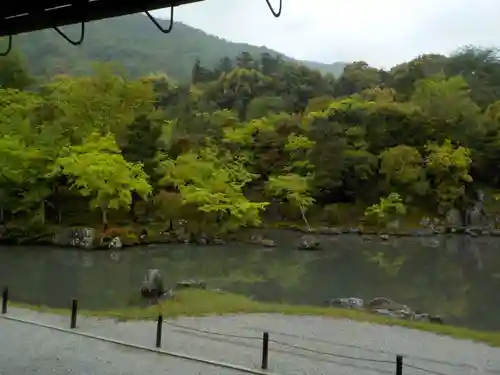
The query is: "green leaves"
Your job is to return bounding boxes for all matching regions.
[266,174,314,209]
[364,193,406,229]
[43,63,157,145]
[425,139,472,211]
[380,145,429,198]
[4,45,500,230]
[54,133,152,222]
[157,146,267,233]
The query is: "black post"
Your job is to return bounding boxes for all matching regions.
[261,332,269,370]
[156,315,163,348]
[1,287,8,314]
[396,355,403,375]
[70,299,78,329]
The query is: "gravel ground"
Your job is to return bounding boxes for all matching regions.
[0,318,252,375]
[3,307,500,375]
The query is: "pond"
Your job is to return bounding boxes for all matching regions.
[1,231,499,331]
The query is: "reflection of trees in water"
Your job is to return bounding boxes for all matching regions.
[0,247,80,309]
[364,251,405,278]
[299,236,500,329]
[1,235,500,330]
[354,235,500,330]
[446,236,500,330]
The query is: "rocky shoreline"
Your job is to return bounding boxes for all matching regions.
[0,219,499,251]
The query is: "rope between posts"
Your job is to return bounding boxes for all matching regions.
[246,327,477,371]
[405,363,448,375]
[269,339,395,364]
[163,320,458,374]
[163,320,261,340]
[164,320,395,365]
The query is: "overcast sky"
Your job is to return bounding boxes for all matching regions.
[151,0,499,69]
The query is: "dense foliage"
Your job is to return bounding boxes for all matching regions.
[2,45,500,235]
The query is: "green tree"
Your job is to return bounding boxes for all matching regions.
[158,146,268,234]
[54,133,152,228]
[266,173,315,229]
[379,145,428,199]
[411,74,482,144]
[364,192,406,230]
[425,139,472,212]
[44,63,156,145]
[335,61,381,97]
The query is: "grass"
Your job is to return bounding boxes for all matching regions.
[10,289,500,348]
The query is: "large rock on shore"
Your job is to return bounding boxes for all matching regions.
[52,227,98,249]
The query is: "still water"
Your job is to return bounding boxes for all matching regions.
[1,231,499,331]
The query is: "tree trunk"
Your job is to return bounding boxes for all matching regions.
[40,200,45,226]
[102,208,108,231]
[299,205,311,232]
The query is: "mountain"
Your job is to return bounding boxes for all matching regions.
[10,13,348,81]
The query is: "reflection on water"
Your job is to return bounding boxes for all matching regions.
[1,232,499,331]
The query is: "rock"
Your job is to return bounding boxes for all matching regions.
[348,227,361,234]
[420,216,431,228]
[329,295,443,324]
[212,238,226,245]
[250,234,263,242]
[379,234,390,241]
[139,229,148,243]
[445,208,463,227]
[366,297,411,314]
[466,191,489,228]
[108,236,122,249]
[413,313,429,322]
[447,226,465,234]
[250,234,276,247]
[373,309,412,320]
[297,235,321,250]
[433,226,446,234]
[327,297,364,309]
[53,227,97,249]
[465,228,479,237]
[194,234,209,245]
[158,288,175,302]
[317,227,342,235]
[140,269,164,299]
[197,238,208,245]
[491,229,500,236]
[467,206,484,227]
[261,239,276,247]
[174,227,190,243]
[175,279,207,290]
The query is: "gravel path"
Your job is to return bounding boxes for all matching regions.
[0,318,250,375]
[3,307,500,375]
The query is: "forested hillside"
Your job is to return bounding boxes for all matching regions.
[1,46,500,242]
[4,14,346,81]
